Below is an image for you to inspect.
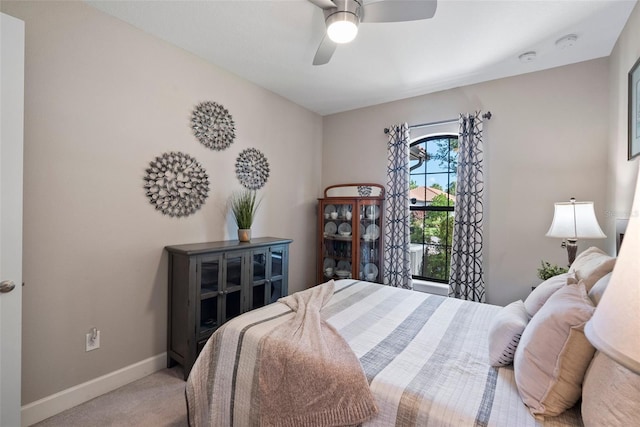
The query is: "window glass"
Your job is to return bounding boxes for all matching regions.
[409,135,457,283]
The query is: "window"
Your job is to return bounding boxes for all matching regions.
[409,134,457,283]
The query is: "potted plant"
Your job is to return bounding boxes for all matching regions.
[229,189,261,242]
[537,260,568,281]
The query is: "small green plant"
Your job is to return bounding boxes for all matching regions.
[537,260,568,280]
[229,189,261,229]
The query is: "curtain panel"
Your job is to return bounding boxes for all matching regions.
[384,123,413,289]
[449,112,485,302]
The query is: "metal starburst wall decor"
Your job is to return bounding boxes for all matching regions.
[191,101,236,151]
[235,148,270,190]
[143,152,209,217]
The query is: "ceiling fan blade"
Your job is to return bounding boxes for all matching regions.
[313,34,338,65]
[362,0,437,23]
[307,0,338,10]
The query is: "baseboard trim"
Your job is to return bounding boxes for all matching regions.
[21,353,167,427]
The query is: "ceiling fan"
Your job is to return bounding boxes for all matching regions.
[307,0,438,65]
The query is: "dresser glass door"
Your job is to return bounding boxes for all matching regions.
[251,250,269,309]
[322,201,355,280]
[359,202,382,282]
[269,246,285,303]
[198,255,221,339]
[222,253,243,322]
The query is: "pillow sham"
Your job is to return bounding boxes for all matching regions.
[487,300,529,367]
[587,272,612,305]
[514,282,596,417]
[524,272,575,318]
[580,258,615,291]
[569,246,615,290]
[582,351,640,427]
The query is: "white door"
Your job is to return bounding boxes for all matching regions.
[0,12,25,427]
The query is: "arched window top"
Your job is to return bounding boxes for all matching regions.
[409,134,458,199]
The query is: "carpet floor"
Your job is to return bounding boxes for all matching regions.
[32,367,188,427]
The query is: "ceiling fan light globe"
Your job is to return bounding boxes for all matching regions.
[326,12,359,44]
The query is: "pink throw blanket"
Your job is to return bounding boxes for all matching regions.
[257,280,378,426]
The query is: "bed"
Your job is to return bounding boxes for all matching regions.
[186,278,587,426]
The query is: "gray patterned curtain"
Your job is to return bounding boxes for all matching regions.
[384,123,413,289]
[449,112,485,302]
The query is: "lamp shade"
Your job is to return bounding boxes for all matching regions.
[546,199,606,239]
[585,176,640,375]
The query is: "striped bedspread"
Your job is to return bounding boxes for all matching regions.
[186,280,582,426]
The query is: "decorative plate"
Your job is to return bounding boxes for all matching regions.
[143,152,209,217]
[323,258,336,269]
[337,223,352,235]
[363,263,379,277]
[366,224,380,239]
[358,186,372,197]
[235,148,270,189]
[365,205,380,220]
[191,101,235,151]
[337,260,351,271]
[324,221,337,235]
[324,204,337,214]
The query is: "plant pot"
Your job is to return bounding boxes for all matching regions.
[238,228,251,242]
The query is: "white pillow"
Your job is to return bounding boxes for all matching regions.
[587,272,612,305]
[569,246,615,290]
[524,272,575,318]
[514,282,596,417]
[488,300,529,366]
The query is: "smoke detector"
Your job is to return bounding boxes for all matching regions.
[556,34,578,49]
[518,51,537,63]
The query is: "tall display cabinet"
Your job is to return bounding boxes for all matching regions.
[317,183,384,284]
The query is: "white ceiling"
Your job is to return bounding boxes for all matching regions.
[85,0,637,116]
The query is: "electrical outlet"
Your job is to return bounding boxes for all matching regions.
[85,330,100,352]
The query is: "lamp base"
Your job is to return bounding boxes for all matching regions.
[564,239,578,265]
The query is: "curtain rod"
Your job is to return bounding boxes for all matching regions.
[383,111,492,134]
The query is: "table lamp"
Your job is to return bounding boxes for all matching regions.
[546,198,606,265]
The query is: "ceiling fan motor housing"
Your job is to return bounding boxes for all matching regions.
[324,0,362,43]
[324,0,363,25]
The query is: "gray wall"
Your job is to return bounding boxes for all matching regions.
[1,1,321,405]
[606,1,640,253]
